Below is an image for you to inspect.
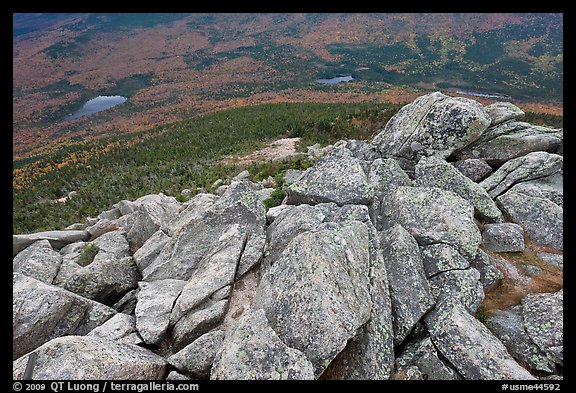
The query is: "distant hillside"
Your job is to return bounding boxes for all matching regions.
[13,13,562,157]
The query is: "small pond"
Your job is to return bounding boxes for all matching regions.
[64,95,127,121]
[315,75,354,84]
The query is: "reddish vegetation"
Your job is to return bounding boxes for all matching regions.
[13,13,562,160]
[481,240,563,312]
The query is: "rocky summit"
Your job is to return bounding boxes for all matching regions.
[13,92,563,380]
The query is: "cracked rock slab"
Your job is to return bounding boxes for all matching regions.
[13,239,62,284]
[13,272,116,360]
[13,335,167,380]
[285,147,374,206]
[134,279,187,345]
[414,156,503,223]
[211,310,314,380]
[371,91,490,160]
[388,186,481,260]
[381,225,435,346]
[425,299,536,380]
[252,221,371,377]
[521,290,563,366]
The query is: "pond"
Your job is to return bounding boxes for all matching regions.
[64,95,128,121]
[315,75,354,84]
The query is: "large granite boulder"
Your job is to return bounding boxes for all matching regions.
[420,243,469,278]
[521,290,563,366]
[168,330,225,379]
[54,231,140,305]
[486,305,556,373]
[425,299,535,380]
[285,147,373,206]
[484,102,525,126]
[13,239,62,284]
[381,225,435,346]
[134,279,187,345]
[252,221,372,377]
[368,157,412,230]
[126,193,180,252]
[453,158,493,182]
[322,238,395,379]
[395,335,461,380]
[142,181,265,282]
[427,268,484,314]
[480,151,563,198]
[13,336,167,380]
[388,186,481,260]
[210,310,314,380]
[496,184,563,250]
[13,273,116,360]
[482,223,525,252]
[13,230,90,257]
[414,156,503,223]
[456,121,562,165]
[371,91,491,160]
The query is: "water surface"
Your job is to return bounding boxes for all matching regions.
[316,75,354,84]
[64,95,127,121]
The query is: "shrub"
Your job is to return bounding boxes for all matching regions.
[263,188,287,210]
[78,243,99,267]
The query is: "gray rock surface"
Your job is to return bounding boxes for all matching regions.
[143,182,265,282]
[456,121,562,165]
[171,298,229,351]
[265,204,294,224]
[232,169,250,182]
[486,305,556,373]
[13,335,167,380]
[13,239,62,284]
[252,221,371,376]
[262,204,326,269]
[169,224,243,326]
[522,290,563,365]
[283,169,303,186]
[415,156,503,223]
[126,193,180,252]
[325,241,394,379]
[166,371,191,380]
[13,230,90,257]
[388,186,481,260]
[211,310,314,380]
[135,279,187,345]
[480,151,563,198]
[425,299,536,380]
[371,91,490,160]
[538,253,563,269]
[482,223,525,252]
[420,243,469,278]
[55,232,138,305]
[512,172,563,207]
[133,230,169,274]
[453,159,493,182]
[428,268,484,314]
[470,249,504,289]
[368,157,412,230]
[496,184,563,250]
[168,330,225,379]
[285,147,373,206]
[484,102,525,126]
[13,272,116,360]
[381,225,435,346]
[395,336,461,380]
[87,313,142,345]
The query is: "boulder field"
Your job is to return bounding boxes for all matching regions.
[13,92,563,380]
